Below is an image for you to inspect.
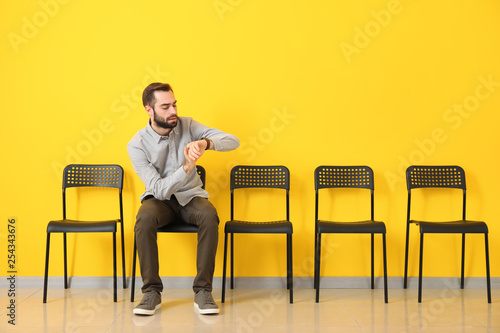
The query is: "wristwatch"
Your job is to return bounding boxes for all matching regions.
[202,137,211,150]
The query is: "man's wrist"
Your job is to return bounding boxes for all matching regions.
[183,162,194,175]
[202,137,211,150]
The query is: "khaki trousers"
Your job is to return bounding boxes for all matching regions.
[135,195,219,294]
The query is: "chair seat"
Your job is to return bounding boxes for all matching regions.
[317,220,386,234]
[225,220,293,234]
[411,220,488,234]
[47,219,118,233]
[158,222,199,233]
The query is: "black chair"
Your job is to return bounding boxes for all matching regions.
[222,165,293,304]
[403,165,491,303]
[314,166,388,303]
[43,164,126,303]
[130,165,205,302]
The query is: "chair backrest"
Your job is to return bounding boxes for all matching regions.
[315,166,374,190]
[62,164,124,220]
[314,166,374,221]
[229,165,290,220]
[196,165,206,189]
[406,165,466,190]
[405,165,467,221]
[63,164,124,189]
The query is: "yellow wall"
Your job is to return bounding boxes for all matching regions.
[1,0,499,280]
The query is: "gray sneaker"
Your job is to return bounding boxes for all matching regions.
[133,290,161,315]
[194,290,219,314]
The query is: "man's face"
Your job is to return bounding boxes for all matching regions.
[147,90,178,129]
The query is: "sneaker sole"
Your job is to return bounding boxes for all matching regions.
[194,302,219,315]
[133,303,161,316]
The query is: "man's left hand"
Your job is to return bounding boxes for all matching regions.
[185,139,208,162]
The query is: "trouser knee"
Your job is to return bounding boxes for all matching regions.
[183,197,220,229]
[134,199,167,234]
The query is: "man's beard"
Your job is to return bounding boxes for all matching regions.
[153,108,177,129]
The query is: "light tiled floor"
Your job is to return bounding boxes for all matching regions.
[1,287,498,332]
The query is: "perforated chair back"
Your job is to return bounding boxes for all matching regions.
[406,165,466,190]
[315,165,374,190]
[231,165,289,190]
[63,165,124,189]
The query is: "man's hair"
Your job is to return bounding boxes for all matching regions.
[142,82,173,107]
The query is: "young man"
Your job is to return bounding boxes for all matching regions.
[127,82,239,315]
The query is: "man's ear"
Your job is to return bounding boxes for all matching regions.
[145,105,153,116]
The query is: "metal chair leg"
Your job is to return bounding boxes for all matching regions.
[371,233,374,289]
[418,233,424,303]
[313,231,318,290]
[485,234,491,303]
[287,234,291,290]
[63,233,68,289]
[383,233,388,304]
[230,233,234,289]
[461,233,465,289]
[120,222,126,289]
[403,223,410,289]
[43,233,51,303]
[113,232,117,303]
[315,233,322,303]
[288,233,293,304]
[131,236,137,302]
[222,232,228,303]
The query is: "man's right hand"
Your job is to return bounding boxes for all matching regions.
[183,145,196,175]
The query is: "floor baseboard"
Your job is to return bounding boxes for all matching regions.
[3,276,499,289]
